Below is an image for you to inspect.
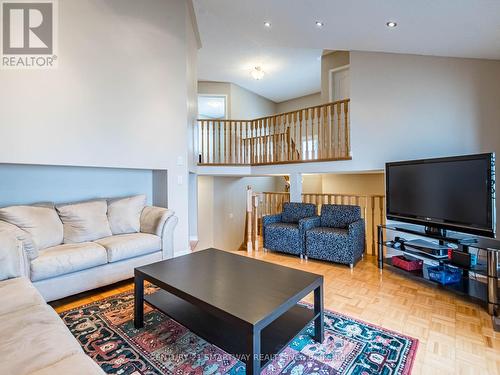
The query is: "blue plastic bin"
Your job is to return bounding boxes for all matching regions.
[427,265,462,285]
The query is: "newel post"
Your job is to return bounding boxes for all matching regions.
[246,185,253,252]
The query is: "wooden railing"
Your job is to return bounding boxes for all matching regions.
[245,190,385,255]
[198,99,350,165]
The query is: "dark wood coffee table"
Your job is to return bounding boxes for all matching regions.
[134,248,324,375]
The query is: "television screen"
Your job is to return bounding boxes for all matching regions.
[386,153,495,237]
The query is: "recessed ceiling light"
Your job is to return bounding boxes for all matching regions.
[264,21,271,28]
[386,21,397,28]
[315,21,324,27]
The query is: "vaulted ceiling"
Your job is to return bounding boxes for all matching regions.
[194,0,500,102]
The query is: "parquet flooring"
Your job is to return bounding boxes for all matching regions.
[51,250,500,374]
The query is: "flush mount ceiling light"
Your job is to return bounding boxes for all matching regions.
[264,21,271,28]
[251,66,265,80]
[386,21,397,28]
[315,21,324,27]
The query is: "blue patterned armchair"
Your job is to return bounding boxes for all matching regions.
[305,204,365,268]
[262,202,319,257]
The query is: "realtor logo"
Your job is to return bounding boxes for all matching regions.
[1,0,57,68]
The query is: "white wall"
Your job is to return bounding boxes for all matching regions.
[197,176,284,251]
[0,0,198,255]
[230,83,276,119]
[276,92,321,114]
[197,81,277,120]
[196,175,215,250]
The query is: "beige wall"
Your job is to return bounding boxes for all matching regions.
[302,174,323,193]
[276,92,321,114]
[321,51,350,103]
[321,173,385,195]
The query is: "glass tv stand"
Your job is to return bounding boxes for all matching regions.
[377,223,500,331]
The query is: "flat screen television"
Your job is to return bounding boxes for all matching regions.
[386,153,496,238]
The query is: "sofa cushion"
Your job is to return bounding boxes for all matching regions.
[56,200,112,243]
[28,353,104,375]
[263,222,301,255]
[281,202,316,223]
[30,242,108,281]
[320,204,361,228]
[107,195,146,235]
[0,277,45,316]
[0,303,83,375]
[95,233,161,263]
[0,204,63,250]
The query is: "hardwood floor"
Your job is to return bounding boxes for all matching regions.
[51,250,500,375]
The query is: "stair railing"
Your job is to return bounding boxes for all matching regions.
[198,99,350,166]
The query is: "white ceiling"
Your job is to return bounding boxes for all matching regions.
[193,0,500,103]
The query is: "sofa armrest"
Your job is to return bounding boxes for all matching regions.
[0,229,28,281]
[348,219,366,256]
[262,214,282,241]
[299,216,321,254]
[0,220,38,260]
[140,206,178,259]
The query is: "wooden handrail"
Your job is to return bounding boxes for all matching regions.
[197,99,351,165]
[244,191,385,255]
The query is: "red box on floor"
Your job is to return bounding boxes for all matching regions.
[391,255,423,271]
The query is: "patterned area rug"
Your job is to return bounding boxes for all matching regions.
[60,286,418,374]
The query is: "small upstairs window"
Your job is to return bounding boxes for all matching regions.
[198,95,227,120]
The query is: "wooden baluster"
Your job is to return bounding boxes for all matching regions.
[237,121,243,164]
[267,118,270,163]
[200,121,204,164]
[328,104,333,158]
[279,114,282,162]
[336,103,342,159]
[305,108,309,160]
[255,119,259,164]
[216,120,220,163]
[227,121,231,164]
[251,120,255,164]
[311,107,316,159]
[323,105,327,159]
[318,107,322,160]
[260,119,265,163]
[291,112,296,161]
[344,100,350,158]
[257,119,261,164]
[298,110,303,161]
[208,121,212,163]
[371,196,376,255]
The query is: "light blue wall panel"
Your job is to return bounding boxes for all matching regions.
[0,164,153,207]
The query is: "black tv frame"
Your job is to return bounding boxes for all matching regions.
[385,153,496,238]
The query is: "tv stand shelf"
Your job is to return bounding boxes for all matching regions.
[377,224,500,331]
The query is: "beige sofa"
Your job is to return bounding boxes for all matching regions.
[0,195,178,301]
[0,231,104,375]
